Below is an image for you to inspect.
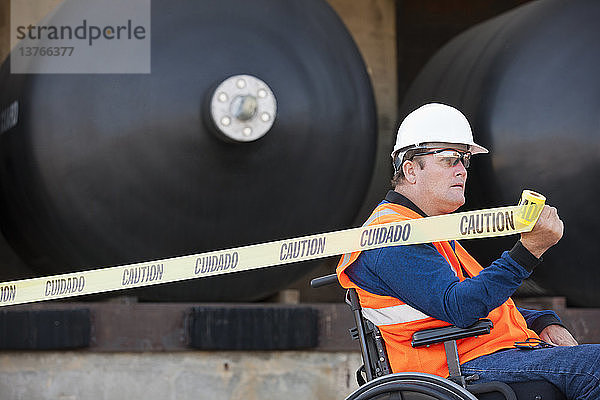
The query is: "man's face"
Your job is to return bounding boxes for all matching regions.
[413,147,469,215]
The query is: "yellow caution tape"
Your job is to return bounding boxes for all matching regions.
[0,190,546,306]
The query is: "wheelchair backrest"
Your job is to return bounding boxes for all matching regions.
[346,287,392,384]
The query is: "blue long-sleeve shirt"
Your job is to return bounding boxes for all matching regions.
[345,191,562,333]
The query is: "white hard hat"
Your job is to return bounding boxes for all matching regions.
[391,103,488,163]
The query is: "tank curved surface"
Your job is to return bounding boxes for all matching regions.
[399,0,600,306]
[0,0,377,301]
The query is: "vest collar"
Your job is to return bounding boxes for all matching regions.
[384,190,428,218]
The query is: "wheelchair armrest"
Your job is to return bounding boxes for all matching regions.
[411,319,493,348]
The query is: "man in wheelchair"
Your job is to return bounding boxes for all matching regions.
[335,104,600,399]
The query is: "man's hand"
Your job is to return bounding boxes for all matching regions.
[539,324,578,346]
[520,205,564,258]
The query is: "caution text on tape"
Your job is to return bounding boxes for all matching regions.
[0,190,546,306]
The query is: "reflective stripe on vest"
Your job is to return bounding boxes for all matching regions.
[362,304,430,325]
[338,203,430,323]
[355,206,432,325]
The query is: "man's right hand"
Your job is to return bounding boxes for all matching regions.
[520,205,564,259]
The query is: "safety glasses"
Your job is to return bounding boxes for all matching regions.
[411,148,472,169]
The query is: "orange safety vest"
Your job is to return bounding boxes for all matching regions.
[336,201,538,378]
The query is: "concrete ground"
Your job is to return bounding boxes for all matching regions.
[0,351,363,400]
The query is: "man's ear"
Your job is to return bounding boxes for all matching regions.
[402,160,418,184]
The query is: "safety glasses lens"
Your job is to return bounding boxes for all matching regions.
[432,150,471,168]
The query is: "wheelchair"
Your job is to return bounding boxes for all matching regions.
[310,273,567,400]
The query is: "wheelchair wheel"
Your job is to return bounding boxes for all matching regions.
[345,373,478,400]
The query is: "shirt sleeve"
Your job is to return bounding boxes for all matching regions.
[517,307,564,334]
[345,241,534,328]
